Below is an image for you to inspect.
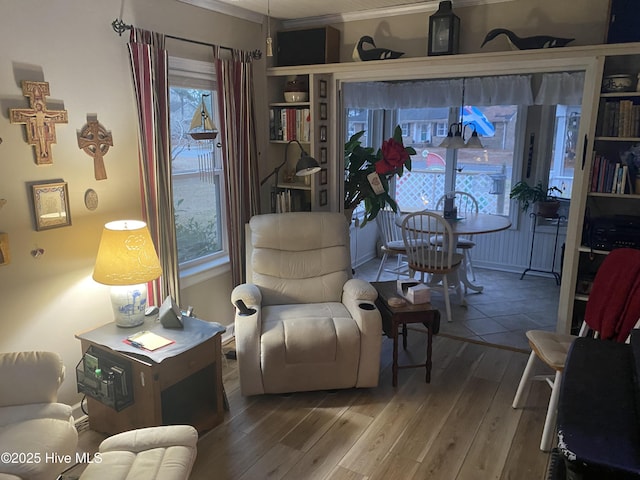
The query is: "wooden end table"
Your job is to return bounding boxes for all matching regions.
[372,281,441,387]
[75,316,226,435]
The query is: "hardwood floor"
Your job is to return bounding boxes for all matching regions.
[67,267,559,479]
[189,334,553,479]
[68,333,553,479]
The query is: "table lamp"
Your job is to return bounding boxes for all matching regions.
[93,220,162,327]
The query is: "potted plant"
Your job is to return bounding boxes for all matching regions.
[344,125,415,226]
[509,180,563,217]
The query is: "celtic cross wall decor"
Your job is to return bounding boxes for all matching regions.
[77,119,113,180]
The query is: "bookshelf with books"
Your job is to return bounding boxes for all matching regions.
[564,52,640,333]
[266,71,333,212]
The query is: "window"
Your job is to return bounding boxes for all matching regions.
[548,105,580,199]
[454,105,520,216]
[419,123,431,143]
[169,57,227,276]
[395,105,521,216]
[347,109,370,144]
[345,104,522,217]
[436,122,448,137]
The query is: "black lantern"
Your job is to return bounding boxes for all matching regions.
[428,1,460,56]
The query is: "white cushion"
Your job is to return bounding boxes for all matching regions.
[526,330,577,370]
[80,425,197,480]
[0,352,78,480]
[430,235,475,249]
[0,412,77,480]
[260,303,360,393]
[384,239,406,251]
[250,213,351,305]
[0,352,64,406]
[455,237,475,248]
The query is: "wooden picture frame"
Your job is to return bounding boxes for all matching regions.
[0,233,9,266]
[319,79,327,98]
[30,180,71,230]
[319,125,327,143]
[320,169,328,185]
[319,189,328,206]
[320,147,327,164]
[319,102,327,120]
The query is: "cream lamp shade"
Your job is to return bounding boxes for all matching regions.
[93,220,162,327]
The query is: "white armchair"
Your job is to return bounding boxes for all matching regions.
[231,212,382,396]
[0,351,78,480]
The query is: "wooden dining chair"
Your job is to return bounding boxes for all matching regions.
[401,211,464,323]
[512,247,640,452]
[374,208,412,281]
[435,191,479,284]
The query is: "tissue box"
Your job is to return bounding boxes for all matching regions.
[397,280,431,304]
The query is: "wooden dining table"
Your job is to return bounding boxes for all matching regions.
[397,211,512,294]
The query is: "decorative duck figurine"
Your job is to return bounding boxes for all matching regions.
[352,36,404,61]
[481,28,574,50]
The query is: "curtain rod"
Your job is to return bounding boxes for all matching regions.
[111,18,262,60]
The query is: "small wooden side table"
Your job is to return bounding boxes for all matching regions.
[372,281,441,387]
[76,316,226,435]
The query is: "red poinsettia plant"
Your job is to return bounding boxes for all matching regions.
[344,125,415,226]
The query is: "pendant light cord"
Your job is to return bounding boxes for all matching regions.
[460,77,465,138]
[266,0,273,57]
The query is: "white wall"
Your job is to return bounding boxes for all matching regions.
[0,0,263,406]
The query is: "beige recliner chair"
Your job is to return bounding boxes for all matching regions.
[231,212,382,396]
[0,351,78,480]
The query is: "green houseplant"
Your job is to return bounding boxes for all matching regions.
[344,125,415,226]
[509,180,562,216]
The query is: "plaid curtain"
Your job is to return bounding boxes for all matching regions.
[128,28,181,305]
[214,47,260,286]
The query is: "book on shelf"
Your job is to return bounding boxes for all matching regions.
[276,190,292,213]
[599,99,640,137]
[268,107,311,142]
[590,154,636,194]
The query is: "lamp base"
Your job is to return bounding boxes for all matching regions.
[110,283,148,327]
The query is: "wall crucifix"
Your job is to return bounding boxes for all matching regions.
[77,119,113,180]
[9,81,68,165]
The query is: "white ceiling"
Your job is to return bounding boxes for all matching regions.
[178,0,511,28]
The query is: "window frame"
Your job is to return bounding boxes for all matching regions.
[346,104,525,228]
[168,56,230,285]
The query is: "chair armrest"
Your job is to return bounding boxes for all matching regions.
[0,403,73,428]
[342,278,378,303]
[342,279,382,388]
[231,283,262,308]
[231,284,265,396]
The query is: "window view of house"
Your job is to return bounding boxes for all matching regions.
[345,103,521,216]
[169,60,226,269]
[395,105,519,215]
[345,100,581,222]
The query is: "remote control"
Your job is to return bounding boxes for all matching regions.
[235,299,253,315]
